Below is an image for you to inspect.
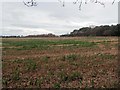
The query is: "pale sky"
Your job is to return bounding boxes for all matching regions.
[1,0,119,36]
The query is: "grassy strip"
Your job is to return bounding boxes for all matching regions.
[3,39,96,50]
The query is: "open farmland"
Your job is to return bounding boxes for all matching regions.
[2,37,119,88]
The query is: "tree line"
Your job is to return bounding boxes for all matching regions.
[1,24,119,38]
[1,33,57,38]
[60,24,120,37]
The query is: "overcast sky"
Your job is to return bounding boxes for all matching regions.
[2,0,118,36]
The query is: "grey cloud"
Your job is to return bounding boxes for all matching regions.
[2,28,25,36]
[2,2,118,36]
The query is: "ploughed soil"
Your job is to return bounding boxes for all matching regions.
[2,37,119,88]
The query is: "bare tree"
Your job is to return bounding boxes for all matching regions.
[23,0,119,10]
[23,0,37,7]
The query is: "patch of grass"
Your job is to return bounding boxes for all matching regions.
[58,64,65,69]
[2,63,6,69]
[34,78,42,87]
[61,55,66,61]
[68,72,83,81]
[59,72,69,82]
[62,54,77,61]
[12,59,23,63]
[25,59,37,71]
[67,54,77,61]
[70,62,79,67]
[59,71,83,82]
[29,78,42,87]
[48,71,54,76]
[79,79,82,87]
[53,83,61,88]
[85,83,88,88]
[12,68,20,81]
[3,39,96,50]
[91,79,95,88]
[2,78,8,86]
[42,56,50,63]
[29,78,34,85]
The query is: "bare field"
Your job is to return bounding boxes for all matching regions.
[2,37,118,88]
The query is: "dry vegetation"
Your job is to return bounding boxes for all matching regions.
[2,37,118,88]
